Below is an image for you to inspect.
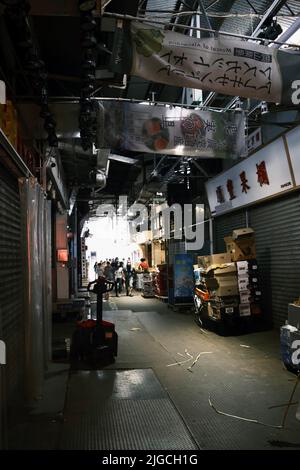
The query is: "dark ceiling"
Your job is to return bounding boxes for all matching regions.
[1,0,300,217]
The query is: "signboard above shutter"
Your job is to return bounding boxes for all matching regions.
[206,134,295,216]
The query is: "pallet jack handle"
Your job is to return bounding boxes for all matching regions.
[88,277,115,324]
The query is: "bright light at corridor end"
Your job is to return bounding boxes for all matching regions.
[83,216,141,264]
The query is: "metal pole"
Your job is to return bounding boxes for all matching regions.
[96,289,103,325]
[273,16,300,48]
[209,217,214,254]
[198,0,213,34]
[245,209,249,228]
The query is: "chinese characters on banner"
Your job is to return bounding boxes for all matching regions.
[205,136,295,215]
[100,101,245,159]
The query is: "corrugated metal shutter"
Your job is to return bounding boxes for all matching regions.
[167,239,186,264]
[213,210,247,253]
[249,192,300,328]
[0,165,24,422]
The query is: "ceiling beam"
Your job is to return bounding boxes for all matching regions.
[191,159,209,177]
[252,0,288,36]
[109,154,139,165]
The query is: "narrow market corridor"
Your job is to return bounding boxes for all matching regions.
[1,0,300,458]
[7,293,300,450]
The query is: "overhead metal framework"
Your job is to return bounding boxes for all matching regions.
[1,0,300,215]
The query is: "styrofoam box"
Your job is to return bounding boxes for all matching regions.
[236,260,249,275]
[240,291,251,304]
[238,276,250,291]
[239,303,251,316]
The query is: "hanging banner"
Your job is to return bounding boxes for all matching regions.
[110,21,300,106]
[205,135,295,216]
[100,101,245,158]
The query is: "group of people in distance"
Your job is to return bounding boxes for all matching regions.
[93,257,149,298]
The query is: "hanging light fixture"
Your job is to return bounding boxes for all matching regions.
[78,0,96,12]
[261,101,269,115]
[235,98,243,111]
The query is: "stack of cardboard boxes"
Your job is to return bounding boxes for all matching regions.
[142,272,155,298]
[197,227,262,323]
[224,228,256,262]
[236,260,262,317]
[197,253,239,321]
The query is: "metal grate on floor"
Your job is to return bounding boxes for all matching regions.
[60,369,199,450]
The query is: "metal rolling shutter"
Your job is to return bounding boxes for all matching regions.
[249,192,300,328]
[0,165,24,413]
[213,210,247,253]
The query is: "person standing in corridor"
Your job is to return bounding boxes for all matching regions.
[114,261,124,297]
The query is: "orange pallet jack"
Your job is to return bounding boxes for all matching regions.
[70,277,118,365]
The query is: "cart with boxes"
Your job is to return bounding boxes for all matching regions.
[196,228,264,334]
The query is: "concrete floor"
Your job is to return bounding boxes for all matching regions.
[8,292,300,450]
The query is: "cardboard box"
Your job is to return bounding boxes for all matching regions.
[239,303,251,317]
[224,236,256,262]
[197,253,231,270]
[210,296,240,308]
[232,227,254,240]
[214,263,237,276]
[205,277,220,291]
[288,303,300,328]
[214,276,238,297]
[214,286,239,298]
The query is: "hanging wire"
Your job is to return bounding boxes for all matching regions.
[137,10,299,18]
[102,11,300,49]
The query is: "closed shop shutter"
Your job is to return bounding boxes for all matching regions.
[0,164,24,417]
[249,192,300,328]
[214,210,247,253]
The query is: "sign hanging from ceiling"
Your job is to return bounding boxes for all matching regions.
[100,101,245,159]
[110,21,300,106]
